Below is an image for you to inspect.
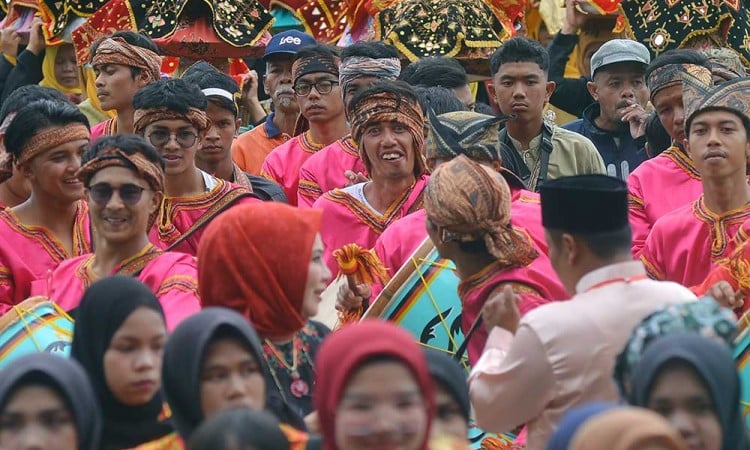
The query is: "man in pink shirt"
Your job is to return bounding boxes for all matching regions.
[260,45,349,206]
[297,41,401,207]
[469,175,696,450]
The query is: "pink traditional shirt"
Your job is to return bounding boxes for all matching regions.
[640,196,750,287]
[628,146,702,257]
[313,175,429,276]
[149,173,257,256]
[373,187,546,280]
[31,244,200,331]
[90,118,116,141]
[297,136,367,208]
[468,261,696,450]
[260,131,325,207]
[0,201,92,312]
[458,236,568,365]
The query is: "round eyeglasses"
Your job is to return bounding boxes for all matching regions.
[147,130,199,148]
[293,79,339,97]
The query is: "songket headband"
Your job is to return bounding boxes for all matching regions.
[647,63,712,102]
[91,37,162,83]
[339,56,401,94]
[133,107,211,133]
[18,125,90,167]
[77,147,165,194]
[292,55,340,84]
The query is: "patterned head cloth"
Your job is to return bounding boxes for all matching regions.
[350,88,427,177]
[703,47,748,83]
[647,63,712,103]
[90,37,161,83]
[133,107,211,134]
[424,154,538,266]
[613,297,737,398]
[683,74,750,131]
[339,56,401,103]
[77,147,165,228]
[292,52,340,84]
[425,111,505,165]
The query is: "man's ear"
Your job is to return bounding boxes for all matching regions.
[586,81,599,102]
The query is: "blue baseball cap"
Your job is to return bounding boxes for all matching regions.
[264,30,316,61]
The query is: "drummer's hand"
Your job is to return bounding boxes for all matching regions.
[336,283,371,311]
[1,28,20,58]
[344,170,368,187]
[562,0,587,35]
[26,18,45,56]
[706,281,745,310]
[482,285,521,334]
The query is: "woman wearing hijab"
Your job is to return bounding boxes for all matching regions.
[71,276,173,450]
[162,307,312,447]
[423,349,470,442]
[569,407,688,450]
[628,333,750,450]
[314,321,435,450]
[0,353,100,450]
[39,44,82,103]
[33,134,201,330]
[198,202,332,421]
[0,99,91,309]
[546,403,620,450]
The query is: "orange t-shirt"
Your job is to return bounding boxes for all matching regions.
[232,114,291,175]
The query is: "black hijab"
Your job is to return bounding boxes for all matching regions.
[629,333,750,450]
[162,307,304,440]
[0,353,101,450]
[423,348,470,421]
[71,275,172,450]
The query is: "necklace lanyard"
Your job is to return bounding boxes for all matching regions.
[584,274,648,293]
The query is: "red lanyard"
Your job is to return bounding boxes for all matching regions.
[584,274,649,293]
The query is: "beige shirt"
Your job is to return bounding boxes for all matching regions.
[468,261,697,450]
[509,126,606,191]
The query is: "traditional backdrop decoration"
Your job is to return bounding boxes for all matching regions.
[37,0,108,44]
[267,0,349,43]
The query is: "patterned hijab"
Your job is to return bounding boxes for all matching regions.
[424,154,537,267]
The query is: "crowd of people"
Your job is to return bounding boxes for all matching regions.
[0,0,748,449]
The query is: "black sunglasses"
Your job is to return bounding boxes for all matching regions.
[88,183,149,206]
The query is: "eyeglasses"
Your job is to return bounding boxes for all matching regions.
[88,183,149,206]
[293,79,339,96]
[146,130,199,148]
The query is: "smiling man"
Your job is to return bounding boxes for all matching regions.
[489,37,605,192]
[640,72,750,287]
[563,40,651,179]
[133,78,257,255]
[89,31,162,139]
[313,80,429,275]
[627,50,715,256]
[260,44,349,206]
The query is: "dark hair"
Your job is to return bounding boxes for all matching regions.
[5,100,90,160]
[187,409,290,450]
[341,41,399,60]
[81,135,165,186]
[490,37,549,75]
[181,61,240,116]
[349,80,421,116]
[547,225,632,260]
[414,85,467,115]
[0,85,69,124]
[400,57,468,89]
[473,102,496,115]
[90,31,160,79]
[133,78,208,115]
[645,111,671,156]
[293,44,340,64]
[645,49,711,81]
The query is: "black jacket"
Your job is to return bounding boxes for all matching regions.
[547,33,594,118]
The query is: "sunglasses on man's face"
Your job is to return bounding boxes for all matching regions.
[146,129,199,148]
[87,183,149,206]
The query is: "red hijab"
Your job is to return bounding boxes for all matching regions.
[197,202,322,339]
[314,321,435,450]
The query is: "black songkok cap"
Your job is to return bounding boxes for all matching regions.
[540,175,629,233]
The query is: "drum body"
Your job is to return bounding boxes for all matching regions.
[0,297,73,369]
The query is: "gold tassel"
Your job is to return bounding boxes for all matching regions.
[333,244,391,326]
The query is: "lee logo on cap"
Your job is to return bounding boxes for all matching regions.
[280,36,302,45]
